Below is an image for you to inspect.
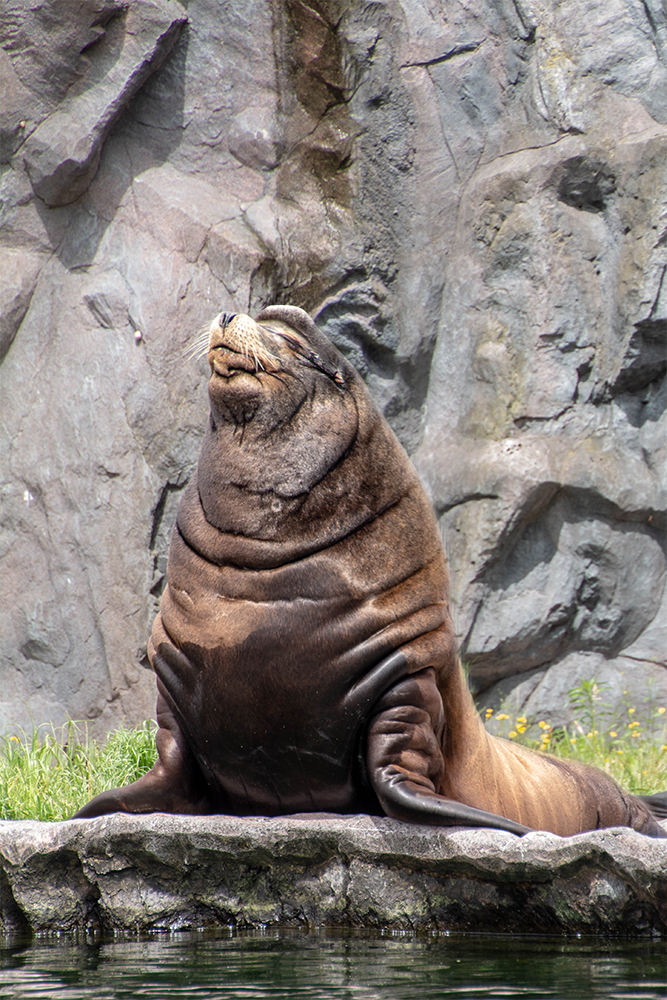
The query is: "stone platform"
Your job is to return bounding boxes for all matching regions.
[0,814,666,937]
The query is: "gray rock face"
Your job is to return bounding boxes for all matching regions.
[22,1,187,207]
[1,814,666,935]
[0,0,665,736]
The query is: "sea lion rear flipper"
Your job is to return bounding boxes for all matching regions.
[366,668,531,836]
[637,792,667,820]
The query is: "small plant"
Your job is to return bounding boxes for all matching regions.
[0,721,157,822]
[566,678,611,737]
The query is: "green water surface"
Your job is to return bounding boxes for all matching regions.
[0,930,665,999]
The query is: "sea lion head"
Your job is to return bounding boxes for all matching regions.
[197,305,373,536]
[205,305,348,433]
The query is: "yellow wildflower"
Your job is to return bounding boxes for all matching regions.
[657,707,666,715]
[609,731,617,738]
[496,713,510,721]
[517,716,527,724]
[485,708,493,718]
[628,707,636,714]
[509,730,517,739]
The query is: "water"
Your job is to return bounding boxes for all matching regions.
[0,930,665,1000]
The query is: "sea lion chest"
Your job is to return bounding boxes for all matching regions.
[150,480,448,816]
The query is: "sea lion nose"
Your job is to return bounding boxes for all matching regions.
[220,312,237,329]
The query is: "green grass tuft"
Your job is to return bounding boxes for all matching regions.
[0,721,157,822]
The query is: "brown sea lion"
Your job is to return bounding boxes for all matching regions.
[75,306,666,837]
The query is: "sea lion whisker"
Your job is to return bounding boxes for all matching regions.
[180,347,208,366]
[182,339,210,362]
[182,326,214,363]
[248,343,280,373]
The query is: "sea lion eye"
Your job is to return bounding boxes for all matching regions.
[265,326,345,387]
[277,332,304,352]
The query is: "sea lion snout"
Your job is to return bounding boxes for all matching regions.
[208,311,346,389]
[205,310,352,435]
[208,312,281,373]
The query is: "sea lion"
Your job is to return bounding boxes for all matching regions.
[75,306,666,837]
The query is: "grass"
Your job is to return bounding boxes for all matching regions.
[0,679,665,820]
[0,721,157,822]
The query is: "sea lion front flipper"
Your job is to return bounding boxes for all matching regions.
[73,690,211,819]
[372,772,532,835]
[366,667,531,836]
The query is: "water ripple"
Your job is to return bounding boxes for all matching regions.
[0,931,665,1000]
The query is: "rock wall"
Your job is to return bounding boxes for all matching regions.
[0,0,665,736]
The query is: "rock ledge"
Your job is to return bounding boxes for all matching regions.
[1,814,665,937]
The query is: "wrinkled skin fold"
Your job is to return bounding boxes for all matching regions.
[75,306,666,838]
